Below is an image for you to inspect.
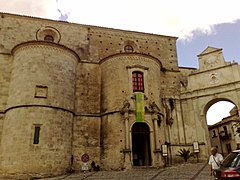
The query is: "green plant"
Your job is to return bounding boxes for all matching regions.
[177,148,194,162]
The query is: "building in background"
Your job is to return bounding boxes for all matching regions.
[0,12,240,179]
[209,106,240,157]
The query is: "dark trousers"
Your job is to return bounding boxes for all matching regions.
[213,169,221,180]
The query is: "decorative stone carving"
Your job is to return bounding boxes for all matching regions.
[209,72,219,85]
[149,101,161,114]
[162,98,173,126]
[149,101,164,126]
[120,100,130,115]
[36,26,61,43]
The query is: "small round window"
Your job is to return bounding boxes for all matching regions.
[44,35,54,42]
[124,45,134,53]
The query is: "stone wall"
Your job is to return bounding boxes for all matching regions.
[1,107,73,178]
[0,41,78,177]
[0,54,11,111]
[72,116,101,171]
[0,12,223,177]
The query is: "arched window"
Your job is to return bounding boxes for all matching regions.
[124,45,134,53]
[132,71,144,92]
[44,35,54,42]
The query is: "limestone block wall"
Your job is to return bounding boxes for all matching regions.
[173,97,209,162]
[0,114,4,147]
[159,71,181,97]
[0,13,89,61]
[0,12,223,174]
[99,54,166,169]
[75,63,101,114]
[0,41,78,177]
[1,107,73,177]
[88,27,178,70]
[188,63,240,92]
[0,53,12,144]
[0,54,11,111]
[100,54,162,113]
[72,116,101,171]
[7,42,78,111]
[100,113,125,170]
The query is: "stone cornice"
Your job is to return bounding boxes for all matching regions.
[89,27,178,41]
[197,48,222,57]
[189,62,238,75]
[4,104,75,115]
[11,41,80,62]
[181,81,240,100]
[0,52,11,55]
[0,12,178,41]
[126,64,149,70]
[99,53,162,67]
[208,119,240,129]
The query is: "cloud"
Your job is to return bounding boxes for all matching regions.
[0,0,58,19]
[0,0,240,40]
[57,9,70,21]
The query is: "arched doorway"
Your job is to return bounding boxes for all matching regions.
[132,122,151,166]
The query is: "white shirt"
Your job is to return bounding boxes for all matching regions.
[208,153,224,170]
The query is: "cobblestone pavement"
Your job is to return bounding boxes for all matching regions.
[44,162,213,180]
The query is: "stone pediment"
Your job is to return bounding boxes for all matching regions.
[198,46,222,57]
[197,46,227,71]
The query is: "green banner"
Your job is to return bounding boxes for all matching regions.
[136,93,145,122]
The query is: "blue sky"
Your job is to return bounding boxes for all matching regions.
[0,0,239,124]
[177,20,240,68]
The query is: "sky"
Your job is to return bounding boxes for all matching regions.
[0,0,239,125]
[207,101,235,125]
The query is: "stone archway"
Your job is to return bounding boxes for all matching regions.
[205,100,236,125]
[132,122,151,166]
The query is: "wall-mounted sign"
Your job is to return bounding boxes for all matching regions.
[81,153,89,162]
[162,144,168,156]
[193,141,199,153]
[81,162,89,171]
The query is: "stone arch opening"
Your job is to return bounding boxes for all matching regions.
[203,98,239,157]
[204,99,237,125]
[132,122,151,166]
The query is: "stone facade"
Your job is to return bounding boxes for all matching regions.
[209,107,240,157]
[0,13,240,179]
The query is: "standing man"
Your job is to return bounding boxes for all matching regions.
[209,147,223,179]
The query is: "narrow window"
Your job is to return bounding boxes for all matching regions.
[213,130,216,137]
[33,126,41,144]
[223,126,228,134]
[132,71,144,92]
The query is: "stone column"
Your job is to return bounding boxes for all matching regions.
[123,113,131,169]
[124,113,130,149]
[152,113,162,167]
[175,99,186,144]
[120,100,132,169]
[153,115,160,150]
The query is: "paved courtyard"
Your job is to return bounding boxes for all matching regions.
[44,162,212,180]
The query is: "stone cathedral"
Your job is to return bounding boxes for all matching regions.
[0,12,240,179]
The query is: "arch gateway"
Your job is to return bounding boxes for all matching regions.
[0,13,240,178]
